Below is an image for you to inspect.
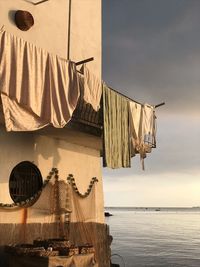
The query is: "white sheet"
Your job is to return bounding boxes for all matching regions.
[0,30,80,131]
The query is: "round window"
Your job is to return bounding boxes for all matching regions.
[9,161,43,203]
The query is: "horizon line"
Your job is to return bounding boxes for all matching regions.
[105,206,200,208]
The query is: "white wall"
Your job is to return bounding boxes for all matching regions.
[70,0,102,78]
[0,0,103,225]
[0,126,104,224]
[0,128,35,203]
[0,0,101,76]
[0,0,69,58]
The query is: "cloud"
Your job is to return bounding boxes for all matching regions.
[102,0,200,206]
[103,114,200,177]
[103,172,200,207]
[102,113,200,206]
[103,0,200,114]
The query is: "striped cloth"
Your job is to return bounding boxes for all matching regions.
[103,84,131,169]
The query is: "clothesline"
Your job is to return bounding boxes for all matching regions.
[0,27,160,172]
[103,84,157,170]
[75,56,165,109]
[108,85,165,109]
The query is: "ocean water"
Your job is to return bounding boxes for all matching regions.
[105,207,200,267]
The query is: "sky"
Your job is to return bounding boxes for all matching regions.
[102,0,200,207]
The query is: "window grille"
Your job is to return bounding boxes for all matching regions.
[9,161,43,203]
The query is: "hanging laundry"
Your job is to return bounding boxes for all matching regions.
[1,95,49,131]
[138,103,156,169]
[79,64,102,111]
[0,29,80,131]
[129,101,156,169]
[103,84,131,169]
[140,103,156,149]
[129,101,142,156]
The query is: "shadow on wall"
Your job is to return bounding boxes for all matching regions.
[33,135,61,169]
[8,10,16,26]
[0,128,35,183]
[33,132,100,170]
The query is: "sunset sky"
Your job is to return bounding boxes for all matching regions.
[102,0,200,207]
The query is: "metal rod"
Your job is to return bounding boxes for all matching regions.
[23,0,49,5]
[155,102,165,108]
[109,86,165,108]
[34,0,49,5]
[67,0,72,60]
[108,86,141,105]
[75,57,94,66]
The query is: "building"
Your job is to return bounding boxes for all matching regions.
[0,1,160,266]
[0,1,111,266]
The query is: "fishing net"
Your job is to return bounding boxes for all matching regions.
[32,182,54,214]
[69,182,96,245]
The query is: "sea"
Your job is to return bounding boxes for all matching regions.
[105,207,200,267]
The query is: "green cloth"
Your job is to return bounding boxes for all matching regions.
[103,84,131,168]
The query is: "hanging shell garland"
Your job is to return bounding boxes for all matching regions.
[67,174,98,198]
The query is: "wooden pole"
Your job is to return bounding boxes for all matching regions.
[75,57,94,66]
[67,0,72,60]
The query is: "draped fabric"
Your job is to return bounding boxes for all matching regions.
[1,94,49,131]
[140,103,156,149]
[0,29,80,131]
[129,102,156,169]
[103,84,131,168]
[79,64,102,111]
[129,101,142,156]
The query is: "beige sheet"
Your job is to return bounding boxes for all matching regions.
[79,64,102,111]
[129,101,142,156]
[0,30,80,131]
[140,103,156,148]
[1,94,48,131]
[138,104,156,169]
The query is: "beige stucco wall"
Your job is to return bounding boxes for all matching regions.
[0,0,101,76]
[0,0,69,58]
[0,0,103,226]
[0,126,104,224]
[70,0,102,78]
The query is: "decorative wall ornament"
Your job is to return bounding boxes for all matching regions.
[15,10,34,31]
[0,167,58,209]
[9,161,43,203]
[67,174,98,198]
